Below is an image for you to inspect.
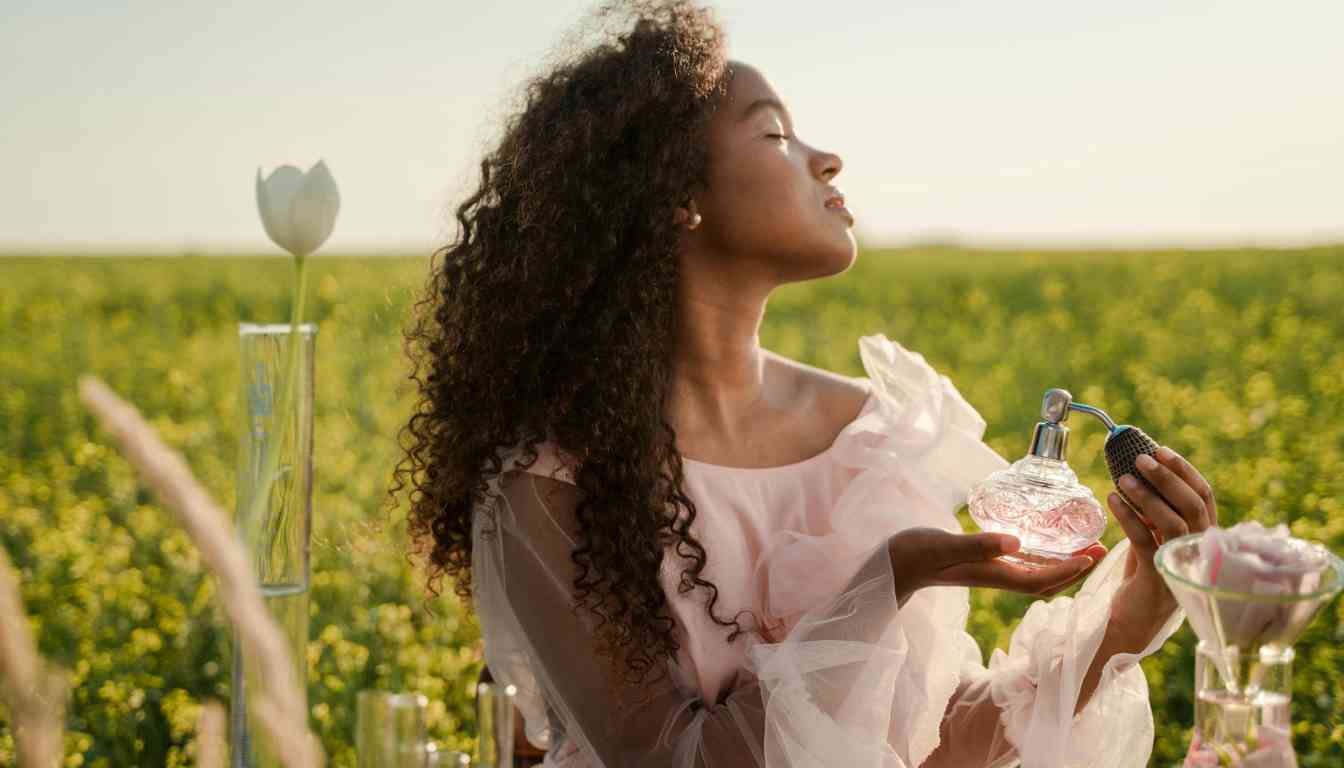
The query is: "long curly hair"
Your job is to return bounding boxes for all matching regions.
[391,0,767,690]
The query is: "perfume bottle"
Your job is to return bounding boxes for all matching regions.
[968,389,1108,568]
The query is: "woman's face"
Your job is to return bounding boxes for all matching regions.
[682,60,855,283]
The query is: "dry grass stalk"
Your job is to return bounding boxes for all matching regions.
[77,375,323,768]
[0,545,64,768]
[194,699,227,768]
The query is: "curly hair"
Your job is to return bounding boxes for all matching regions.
[391,0,769,691]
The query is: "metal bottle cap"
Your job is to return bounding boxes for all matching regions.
[1028,388,1073,460]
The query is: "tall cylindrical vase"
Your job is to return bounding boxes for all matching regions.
[231,322,316,768]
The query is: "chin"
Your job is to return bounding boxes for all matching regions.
[784,246,854,284]
[773,227,858,283]
[817,233,858,276]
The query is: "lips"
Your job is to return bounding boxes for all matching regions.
[824,192,853,226]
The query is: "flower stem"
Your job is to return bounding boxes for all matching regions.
[244,255,309,582]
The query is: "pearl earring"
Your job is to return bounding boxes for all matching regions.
[688,212,702,230]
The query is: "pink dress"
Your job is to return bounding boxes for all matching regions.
[471,334,1185,768]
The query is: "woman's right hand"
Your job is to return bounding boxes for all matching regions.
[886,527,1105,607]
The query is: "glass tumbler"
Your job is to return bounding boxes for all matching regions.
[474,681,517,768]
[356,690,430,768]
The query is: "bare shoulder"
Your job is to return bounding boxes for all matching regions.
[763,350,871,424]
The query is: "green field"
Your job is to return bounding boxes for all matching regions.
[3,247,1343,766]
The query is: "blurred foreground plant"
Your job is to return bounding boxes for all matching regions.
[79,375,324,768]
[0,545,65,768]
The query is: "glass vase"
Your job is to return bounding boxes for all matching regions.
[1155,532,1344,765]
[231,322,316,768]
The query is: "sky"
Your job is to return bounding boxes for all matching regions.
[3,0,1342,253]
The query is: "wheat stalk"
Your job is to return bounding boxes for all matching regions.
[77,375,323,768]
[0,545,64,768]
[194,699,227,768]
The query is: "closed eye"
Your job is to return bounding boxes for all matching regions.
[767,133,791,141]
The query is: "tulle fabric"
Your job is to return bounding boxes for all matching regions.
[470,333,1185,767]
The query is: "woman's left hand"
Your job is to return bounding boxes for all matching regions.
[1106,444,1219,643]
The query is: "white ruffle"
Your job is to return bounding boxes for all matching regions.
[984,536,1184,767]
[748,334,1008,766]
[754,334,1009,632]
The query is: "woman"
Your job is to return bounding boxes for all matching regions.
[394,1,1215,765]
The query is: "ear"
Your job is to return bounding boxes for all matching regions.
[673,197,699,226]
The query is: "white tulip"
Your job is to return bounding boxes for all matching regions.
[247,159,338,583]
[255,159,340,258]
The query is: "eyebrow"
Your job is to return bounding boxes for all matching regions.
[739,97,791,123]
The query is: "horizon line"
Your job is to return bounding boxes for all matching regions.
[2,234,1342,257]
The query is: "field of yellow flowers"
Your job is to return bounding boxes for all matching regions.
[2,247,1342,766]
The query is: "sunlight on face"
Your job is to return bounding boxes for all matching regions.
[690,60,855,283]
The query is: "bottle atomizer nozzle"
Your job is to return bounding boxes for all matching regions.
[1028,388,1114,460]
[1028,388,1162,507]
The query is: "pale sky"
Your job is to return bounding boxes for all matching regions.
[4,0,1342,252]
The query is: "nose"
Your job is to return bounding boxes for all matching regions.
[812,147,843,181]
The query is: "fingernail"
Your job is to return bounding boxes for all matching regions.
[1121,474,1138,490]
[1136,454,1157,470]
[999,534,1021,554]
[1155,446,1176,461]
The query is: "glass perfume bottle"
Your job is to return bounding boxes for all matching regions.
[968,389,1108,568]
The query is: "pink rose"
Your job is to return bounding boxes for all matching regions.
[1198,521,1330,649]
[1184,723,1297,768]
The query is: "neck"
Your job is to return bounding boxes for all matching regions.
[668,273,773,436]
